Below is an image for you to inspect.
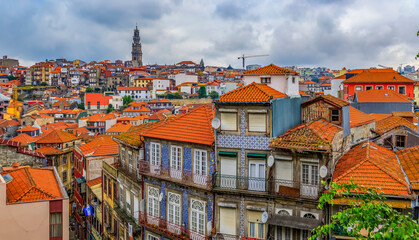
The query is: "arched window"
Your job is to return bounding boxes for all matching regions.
[303,213,316,219]
[277,210,291,216]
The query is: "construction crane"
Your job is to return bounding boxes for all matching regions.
[238,54,269,69]
[378,64,391,69]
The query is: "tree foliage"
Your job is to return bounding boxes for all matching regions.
[198,86,207,98]
[40,82,47,86]
[106,104,115,113]
[311,181,419,240]
[85,87,93,93]
[123,95,133,107]
[209,91,219,100]
[78,103,85,110]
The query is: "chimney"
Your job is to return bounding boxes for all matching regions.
[12,162,19,169]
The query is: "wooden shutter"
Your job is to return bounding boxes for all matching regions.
[221,112,237,131]
[221,158,236,176]
[249,113,266,132]
[276,160,293,182]
[220,207,236,235]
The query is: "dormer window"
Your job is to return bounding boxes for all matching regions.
[331,109,340,124]
[260,77,271,84]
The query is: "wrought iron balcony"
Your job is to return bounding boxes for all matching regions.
[115,160,142,183]
[138,160,211,189]
[138,211,208,240]
[114,203,141,235]
[212,174,322,199]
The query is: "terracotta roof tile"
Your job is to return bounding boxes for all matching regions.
[117,86,148,91]
[302,94,349,108]
[349,107,376,127]
[397,146,419,190]
[218,82,287,103]
[392,111,416,118]
[243,64,299,75]
[10,133,38,145]
[270,119,342,152]
[35,146,64,155]
[86,177,102,187]
[36,130,79,144]
[79,135,118,157]
[374,116,417,135]
[1,167,63,203]
[113,121,163,147]
[342,69,415,84]
[333,142,410,196]
[142,105,214,146]
[85,93,112,106]
[369,113,392,121]
[105,122,134,133]
[17,126,39,132]
[355,90,412,103]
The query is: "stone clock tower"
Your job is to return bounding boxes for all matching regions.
[131,25,143,67]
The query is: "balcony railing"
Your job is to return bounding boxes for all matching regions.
[115,161,141,183]
[139,211,208,240]
[138,160,211,189]
[212,233,242,240]
[212,174,322,198]
[212,174,268,192]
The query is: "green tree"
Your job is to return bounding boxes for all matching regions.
[198,86,207,98]
[78,103,85,110]
[7,75,18,80]
[166,93,174,99]
[106,104,115,113]
[173,92,183,99]
[123,95,133,107]
[86,87,93,93]
[311,181,419,239]
[209,91,219,100]
[40,82,47,86]
[94,88,101,93]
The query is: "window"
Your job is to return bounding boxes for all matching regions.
[249,222,265,238]
[148,186,159,217]
[126,191,131,213]
[191,199,205,235]
[63,155,67,165]
[355,86,362,92]
[170,146,182,179]
[398,86,406,95]
[220,112,237,131]
[121,149,125,164]
[396,135,406,147]
[62,171,67,183]
[194,149,207,177]
[384,136,392,147]
[128,153,133,169]
[365,86,373,91]
[331,109,340,123]
[292,77,296,84]
[303,213,317,219]
[388,86,395,90]
[302,164,318,185]
[104,175,107,193]
[150,142,161,166]
[276,226,291,240]
[376,85,383,90]
[168,192,181,226]
[248,113,267,132]
[50,212,62,237]
[260,77,271,84]
[120,185,125,207]
[147,233,160,240]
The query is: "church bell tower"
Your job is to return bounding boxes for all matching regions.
[131,25,143,67]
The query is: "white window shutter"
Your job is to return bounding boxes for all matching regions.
[221,113,237,131]
[249,114,266,132]
[276,160,293,181]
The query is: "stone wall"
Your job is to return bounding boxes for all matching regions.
[0,145,43,168]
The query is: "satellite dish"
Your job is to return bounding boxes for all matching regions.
[261,211,268,223]
[158,192,163,202]
[267,155,274,167]
[211,118,221,129]
[319,166,328,178]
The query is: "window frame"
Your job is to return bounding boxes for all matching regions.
[375,85,384,90]
[365,85,373,91]
[248,113,267,132]
[398,85,406,95]
[354,85,363,92]
[396,135,406,147]
[167,192,181,226]
[330,109,340,124]
[150,142,161,166]
[220,112,238,131]
[387,85,395,90]
[194,149,207,176]
[190,199,206,235]
[170,145,182,171]
[301,164,319,186]
[50,212,63,238]
[147,186,160,218]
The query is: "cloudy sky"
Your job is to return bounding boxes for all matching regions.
[1,0,418,69]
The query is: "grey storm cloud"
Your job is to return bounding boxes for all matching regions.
[0,0,418,69]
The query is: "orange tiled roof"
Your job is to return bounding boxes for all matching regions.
[349,107,376,127]
[302,94,349,108]
[142,105,214,146]
[392,111,416,118]
[86,177,102,187]
[113,121,163,147]
[333,142,410,196]
[374,116,417,135]
[397,146,419,190]
[128,101,148,107]
[270,119,341,152]
[35,146,64,155]
[243,64,299,75]
[117,86,148,91]
[218,82,287,103]
[36,130,79,144]
[355,90,412,103]
[10,133,38,145]
[342,69,415,84]
[105,122,134,133]
[17,126,39,132]
[78,135,118,157]
[0,119,20,127]
[369,113,392,121]
[1,167,63,203]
